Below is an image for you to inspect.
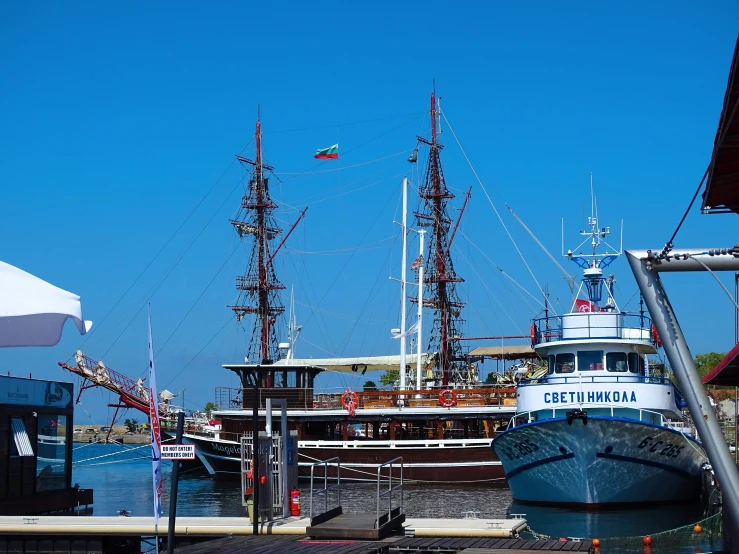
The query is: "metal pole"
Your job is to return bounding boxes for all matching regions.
[166,411,184,554]
[252,383,259,535]
[735,273,738,464]
[416,230,425,391]
[399,177,408,391]
[626,251,739,534]
[280,401,289,519]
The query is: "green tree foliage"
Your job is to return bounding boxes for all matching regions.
[204,401,217,418]
[484,372,501,385]
[695,352,727,379]
[124,418,139,433]
[363,381,378,391]
[380,370,400,387]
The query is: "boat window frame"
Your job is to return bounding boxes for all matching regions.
[547,355,555,375]
[606,352,629,372]
[554,353,575,373]
[628,352,645,375]
[577,350,605,371]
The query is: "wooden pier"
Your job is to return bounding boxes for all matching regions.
[174,534,594,553]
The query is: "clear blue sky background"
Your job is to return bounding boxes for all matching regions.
[1,2,737,424]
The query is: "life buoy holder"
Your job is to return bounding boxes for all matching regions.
[438,389,457,408]
[340,390,359,409]
[530,323,537,345]
[651,324,662,348]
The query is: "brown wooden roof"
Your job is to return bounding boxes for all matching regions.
[702,34,739,214]
[702,343,739,386]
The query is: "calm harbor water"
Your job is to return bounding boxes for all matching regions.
[72,444,723,553]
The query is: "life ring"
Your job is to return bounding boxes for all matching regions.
[651,324,662,348]
[340,390,359,409]
[438,389,457,408]
[530,323,537,345]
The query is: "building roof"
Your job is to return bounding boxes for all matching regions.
[468,344,538,360]
[702,343,739,386]
[702,34,739,214]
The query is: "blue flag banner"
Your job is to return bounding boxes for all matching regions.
[148,305,163,524]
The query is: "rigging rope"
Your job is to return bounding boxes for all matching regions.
[440,110,548,306]
[690,254,739,311]
[275,149,413,175]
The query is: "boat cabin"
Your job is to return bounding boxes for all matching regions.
[515,310,683,426]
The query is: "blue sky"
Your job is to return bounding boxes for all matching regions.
[1,2,737,424]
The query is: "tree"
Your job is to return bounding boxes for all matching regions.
[484,372,501,385]
[363,380,377,391]
[124,418,138,433]
[380,370,400,388]
[695,352,726,380]
[204,402,217,418]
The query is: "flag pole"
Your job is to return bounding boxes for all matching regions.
[148,302,163,552]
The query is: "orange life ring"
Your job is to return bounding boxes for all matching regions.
[340,390,359,409]
[438,389,457,408]
[651,324,662,348]
[530,323,537,345]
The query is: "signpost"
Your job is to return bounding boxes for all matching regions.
[161,444,196,460]
[166,411,185,554]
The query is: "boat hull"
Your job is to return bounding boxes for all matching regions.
[491,416,705,506]
[177,432,504,484]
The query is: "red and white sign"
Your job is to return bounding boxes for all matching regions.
[161,444,196,460]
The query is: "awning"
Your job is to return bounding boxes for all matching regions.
[0,260,91,347]
[469,345,538,360]
[11,418,34,457]
[272,353,434,373]
[702,34,739,214]
[702,343,739,386]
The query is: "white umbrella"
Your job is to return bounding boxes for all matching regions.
[0,260,92,347]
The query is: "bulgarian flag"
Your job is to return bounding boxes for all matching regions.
[314,144,339,159]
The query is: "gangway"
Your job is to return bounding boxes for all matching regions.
[306,456,405,540]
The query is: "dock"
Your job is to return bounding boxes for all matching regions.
[0,515,591,554]
[173,534,594,553]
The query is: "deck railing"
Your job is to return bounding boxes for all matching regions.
[533,312,653,344]
[213,385,517,412]
[507,405,690,430]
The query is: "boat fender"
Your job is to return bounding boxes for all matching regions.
[438,389,457,408]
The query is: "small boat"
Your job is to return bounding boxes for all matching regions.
[491,195,707,506]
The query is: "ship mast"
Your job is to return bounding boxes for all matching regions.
[230,107,307,365]
[414,85,469,386]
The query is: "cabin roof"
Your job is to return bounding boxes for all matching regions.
[702,343,739,386]
[469,344,538,360]
[270,353,434,372]
[702,34,739,214]
[222,364,325,373]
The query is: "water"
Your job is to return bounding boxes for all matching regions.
[73,444,724,552]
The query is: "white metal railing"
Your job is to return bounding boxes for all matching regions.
[507,405,674,429]
[376,457,403,528]
[309,457,341,522]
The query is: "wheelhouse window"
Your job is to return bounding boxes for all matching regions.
[628,353,645,375]
[548,355,555,374]
[578,350,604,371]
[555,353,575,373]
[606,352,628,372]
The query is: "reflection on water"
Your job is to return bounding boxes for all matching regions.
[72,444,723,553]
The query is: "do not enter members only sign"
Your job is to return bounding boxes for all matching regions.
[161,444,196,460]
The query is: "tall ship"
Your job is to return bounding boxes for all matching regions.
[491,205,706,505]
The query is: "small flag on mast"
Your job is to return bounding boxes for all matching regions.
[314,144,339,159]
[147,304,163,524]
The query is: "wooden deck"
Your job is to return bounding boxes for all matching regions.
[174,534,594,553]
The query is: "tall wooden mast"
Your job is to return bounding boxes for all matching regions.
[230,108,306,364]
[414,86,469,385]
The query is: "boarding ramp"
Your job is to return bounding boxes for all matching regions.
[306,456,405,540]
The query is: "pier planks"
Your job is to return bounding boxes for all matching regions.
[174,535,594,553]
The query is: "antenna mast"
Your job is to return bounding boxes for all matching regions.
[229,107,290,364]
[413,84,467,386]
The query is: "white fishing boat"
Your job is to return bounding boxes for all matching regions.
[491,196,707,506]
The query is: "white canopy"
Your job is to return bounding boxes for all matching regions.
[0,261,91,347]
[273,353,433,373]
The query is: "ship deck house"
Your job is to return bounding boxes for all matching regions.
[0,374,92,514]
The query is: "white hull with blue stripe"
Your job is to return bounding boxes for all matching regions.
[492,415,704,506]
